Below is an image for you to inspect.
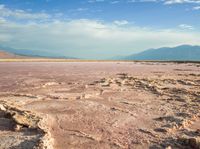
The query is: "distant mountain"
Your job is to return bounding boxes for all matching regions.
[123,45,200,61]
[0,50,30,59]
[0,45,77,59]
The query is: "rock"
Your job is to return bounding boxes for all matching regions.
[189,137,200,149]
[154,128,168,133]
[178,136,200,149]
[0,104,6,111]
[15,124,22,131]
[165,146,172,149]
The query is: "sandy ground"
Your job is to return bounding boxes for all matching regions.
[0,62,200,149]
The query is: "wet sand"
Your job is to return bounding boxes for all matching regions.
[0,62,200,149]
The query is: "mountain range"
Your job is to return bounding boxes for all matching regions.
[121,45,200,61]
[0,50,30,59]
[0,45,200,61]
[0,45,76,59]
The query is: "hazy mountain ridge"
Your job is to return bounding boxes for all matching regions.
[0,45,77,59]
[0,50,29,59]
[123,45,200,61]
[1,45,200,61]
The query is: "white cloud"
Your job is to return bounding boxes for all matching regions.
[179,24,194,30]
[140,0,158,2]
[113,20,129,25]
[127,0,200,5]
[127,0,136,2]
[88,0,105,3]
[110,1,120,4]
[0,17,6,23]
[127,0,159,3]
[70,8,88,12]
[0,4,50,20]
[193,6,200,9]
[164,0,200,4]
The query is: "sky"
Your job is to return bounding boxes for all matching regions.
[0,0,200,59]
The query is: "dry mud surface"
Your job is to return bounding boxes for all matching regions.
[0,62,200,149]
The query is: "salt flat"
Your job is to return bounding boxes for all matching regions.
[0,62,200,149]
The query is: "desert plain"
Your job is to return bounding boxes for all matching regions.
[0,61,200,149]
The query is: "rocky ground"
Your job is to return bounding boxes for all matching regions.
[0,62,199,149]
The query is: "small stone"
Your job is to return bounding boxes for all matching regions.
[178,136,200,148]
[154,128,168,133]
[0,104,6,111]
[15,124,22,131]
[165,146,172,149]
[188,137,200,148]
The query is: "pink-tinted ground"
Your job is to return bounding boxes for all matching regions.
[0,62,200,149]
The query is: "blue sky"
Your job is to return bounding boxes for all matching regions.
[0,0,200,59]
